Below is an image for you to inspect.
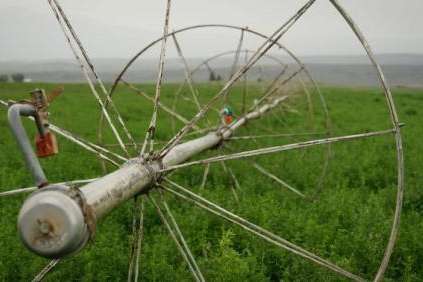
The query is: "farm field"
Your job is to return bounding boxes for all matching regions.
[0,82,422,281]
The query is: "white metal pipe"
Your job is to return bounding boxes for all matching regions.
[17,96,288,258]
[80,161,158,219]
[162,133,221,167]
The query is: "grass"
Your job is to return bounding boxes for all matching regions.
[0,82,422,281]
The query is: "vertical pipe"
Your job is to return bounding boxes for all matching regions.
[8,104,48,187]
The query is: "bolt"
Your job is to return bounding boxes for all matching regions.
[38,219,52,235]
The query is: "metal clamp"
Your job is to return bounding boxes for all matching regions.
[66,186,97,240]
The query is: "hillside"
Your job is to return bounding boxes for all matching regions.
[0,54,422,87]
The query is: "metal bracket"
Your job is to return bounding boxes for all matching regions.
[66,185,97,240]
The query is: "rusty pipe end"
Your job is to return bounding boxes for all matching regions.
[17,185,89,258]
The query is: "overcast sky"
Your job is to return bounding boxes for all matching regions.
[0,0,422,61]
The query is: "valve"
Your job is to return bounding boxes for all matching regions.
[35,132,58,158]
[7,87,63,187]
[30,88,62,158]
[222,106,234,125]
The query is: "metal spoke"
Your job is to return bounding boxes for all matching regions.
[128,196,145,282]
[104,142,164,148]
[264,92,310,139]
[168,83,221,117]
[148,194,204,282]
[162,128,398,172]
[241,50,249,114]
[228,132,326,140]
[267,106,313,152]
[159,0,317,159]
[265,91,323,173]
[171,81,189,134]
[170,81,222,122]
[193,49,285,77]
[298,77,315,126]
[252,67,303,110]
[49,125,123,167]
[221,142,305,198]
[49,124,127,164]
[0,187,37,197]
[0,178,98,198]
[250,65,288,109]
[32,259,61,282]
[47,0,132,155]
[224,29,245,105]
[184,127,218,138]
[220,161,240,202]
[162,179,364,281]
[200,163,210,190]
[171,33,202,111]
[122,80,201,131]
[50,0,138,150]
[140,0,172,156]
[159,191,205,281]
[229,29,245,79]
[252,163,305,198]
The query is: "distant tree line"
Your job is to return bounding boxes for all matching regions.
[0,73,26,83]
[209,71,222,82]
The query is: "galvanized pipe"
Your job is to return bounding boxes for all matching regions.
[8,104,47,187]
[17,97,287,258]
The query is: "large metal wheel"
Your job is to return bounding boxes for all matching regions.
[0,1,403,281]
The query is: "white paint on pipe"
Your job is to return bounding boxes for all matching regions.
[81,95,289,221]
[17,96,288,258]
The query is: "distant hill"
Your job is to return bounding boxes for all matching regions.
[0,54,422,87]
[295,53,423,66]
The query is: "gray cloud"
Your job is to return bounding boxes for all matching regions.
[0,0,422,61]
